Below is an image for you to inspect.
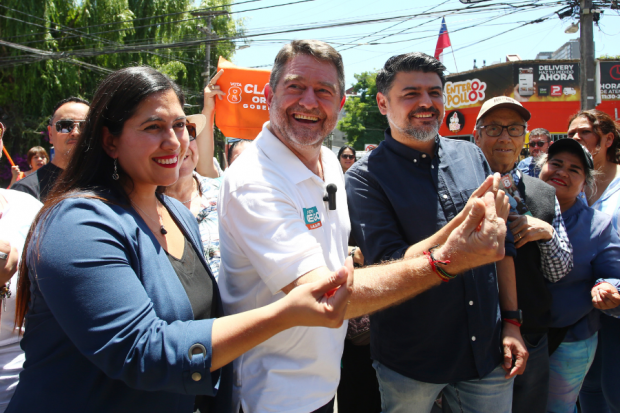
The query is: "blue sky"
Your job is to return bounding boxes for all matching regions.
[227,0,620,89]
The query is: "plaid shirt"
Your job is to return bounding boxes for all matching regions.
[510,168,573,282]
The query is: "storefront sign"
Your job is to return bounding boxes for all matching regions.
[600,61,620,101]
[444,78,487,109]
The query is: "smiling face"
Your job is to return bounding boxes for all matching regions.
[47,102,90,168]
[266,54,342,150]
[103,89,189,191]
[339,148,355,172]
[376,70,444,145]
[474,108,526,174]
[540,151,586,207]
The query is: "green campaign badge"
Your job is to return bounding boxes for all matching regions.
[303,206,322,230]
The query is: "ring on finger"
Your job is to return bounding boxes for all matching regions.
[516,233,522,240]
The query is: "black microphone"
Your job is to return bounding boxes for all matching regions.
[323,184,337,210]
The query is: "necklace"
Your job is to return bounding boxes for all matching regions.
[180,178,200,204]
[131,198,168,235]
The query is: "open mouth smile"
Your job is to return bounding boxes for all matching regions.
[293,114,320,123]
[153,155,179,168]
[549,178,567,186]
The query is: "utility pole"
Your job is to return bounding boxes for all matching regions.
[579,0,597,110]
[191,9,229,167]
[191,10,229,87]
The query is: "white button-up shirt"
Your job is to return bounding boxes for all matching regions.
[218,123,350,413]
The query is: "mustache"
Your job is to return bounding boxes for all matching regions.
[287,106,323,118]
[409,107,441,117]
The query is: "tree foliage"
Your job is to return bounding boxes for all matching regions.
[337,70,388,150]
[0,0,242,180]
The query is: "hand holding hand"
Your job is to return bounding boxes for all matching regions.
[282,257,354,329]
[591,282,620,310]
[0,239,18,284]
[509,213,553,248]
[501,323,529,378]
[203,70,226,115]
[438,174,507,274]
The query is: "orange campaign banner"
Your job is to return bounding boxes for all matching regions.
[214,57,271,140]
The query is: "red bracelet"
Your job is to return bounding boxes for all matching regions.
[424,250,450,282]
[503,318,521,328]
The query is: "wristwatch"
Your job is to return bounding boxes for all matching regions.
[501,309,523,324]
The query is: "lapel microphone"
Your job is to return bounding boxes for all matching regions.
[323,184,337,210]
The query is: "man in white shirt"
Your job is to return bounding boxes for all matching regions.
[218,39,511,413]
[0,126,43,411]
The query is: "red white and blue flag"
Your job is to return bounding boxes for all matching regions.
[434,17,451,63]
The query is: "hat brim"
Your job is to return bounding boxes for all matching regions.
[547,138,594,170]
[477,102,531,122]
[186,114,207,136]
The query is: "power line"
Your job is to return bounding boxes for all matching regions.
[1,0,263,40]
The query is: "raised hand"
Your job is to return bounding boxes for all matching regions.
[437,174,507,274]
[203,69,226,115]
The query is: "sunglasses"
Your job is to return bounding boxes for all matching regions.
[55,119,86,133]
[186,123,197,141]
[528,141,548,148]
[341,154,355,160]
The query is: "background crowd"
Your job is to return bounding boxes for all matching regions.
[0,39,618,413]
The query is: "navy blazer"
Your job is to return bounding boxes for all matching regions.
[8,193,232,413]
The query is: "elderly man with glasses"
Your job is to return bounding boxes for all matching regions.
[473,97,573,413]
[12,97,90,201]
[518,128,553,178]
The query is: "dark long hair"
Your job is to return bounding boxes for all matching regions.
[15,66,185,329]
[568,110,620,164]
[337,145,356,160]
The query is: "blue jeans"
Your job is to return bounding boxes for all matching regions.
[547,332,598,413]
[513,333,549,413]
[580,315,620,413]
[373,361,514,413]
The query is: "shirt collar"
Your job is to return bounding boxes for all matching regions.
[383,128,440,165]
[255,121,325,186]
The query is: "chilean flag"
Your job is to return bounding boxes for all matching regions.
[434,17,451,62]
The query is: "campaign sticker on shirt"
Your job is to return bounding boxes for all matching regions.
[303,207,322,230]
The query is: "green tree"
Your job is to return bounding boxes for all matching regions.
[337,70,388,150]
[0,0,242,182]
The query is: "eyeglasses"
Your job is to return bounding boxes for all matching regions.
[478,124,526,137]
[55,119,86,133]
[528,141,548,148]
[341,154,355,160]
[186,123,197,141]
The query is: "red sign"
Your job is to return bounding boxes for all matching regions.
[610,65,620,81]
[550,85,562,97]
[365,144,378,152]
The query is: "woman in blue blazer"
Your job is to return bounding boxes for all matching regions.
[8,67,352,413]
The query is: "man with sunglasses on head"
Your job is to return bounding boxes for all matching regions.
[517,128,553,178]
[12,97,89,202]
[473,97,572,413]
